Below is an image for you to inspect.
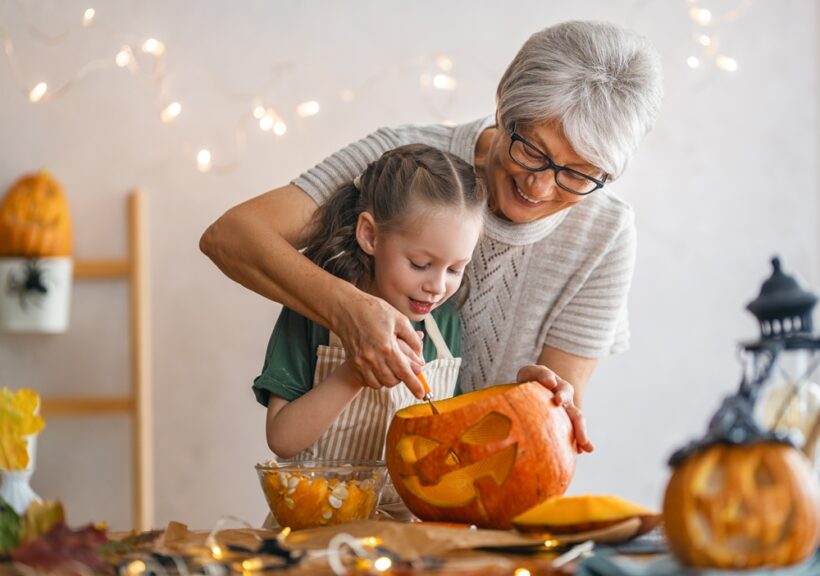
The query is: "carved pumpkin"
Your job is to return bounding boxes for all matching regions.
[385,382,576,528]
[513,494,661,535]
[0,171,72,257]
[664,442,820,569]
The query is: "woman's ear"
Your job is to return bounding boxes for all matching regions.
[356,211,378,255]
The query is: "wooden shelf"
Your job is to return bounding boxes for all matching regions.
[41,190,153,531]
[73,259,130,279]
[41,396,133,415]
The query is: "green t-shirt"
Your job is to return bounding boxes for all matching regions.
[253,301,462,407]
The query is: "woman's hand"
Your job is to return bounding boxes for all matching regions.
[517,364,594,453]
[333,291,426,398]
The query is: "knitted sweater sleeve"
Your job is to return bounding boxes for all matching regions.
[541,208,636,357]
[292,124,456,205]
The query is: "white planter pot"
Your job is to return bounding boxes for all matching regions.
[0,436,41,515]
[0,257,72,333]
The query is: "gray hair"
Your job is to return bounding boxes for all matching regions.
[496,20,663,179]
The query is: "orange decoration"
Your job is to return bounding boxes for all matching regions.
[0,170,73,257]
[663,442,820,569]
[385,382,576,528]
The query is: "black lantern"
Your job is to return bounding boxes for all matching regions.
[741,256,819,466]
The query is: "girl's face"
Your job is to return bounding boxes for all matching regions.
[483,121,597,223]
[357,203,483,322]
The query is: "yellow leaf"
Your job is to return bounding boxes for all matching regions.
[0,387,43,470]
[13,389,44,436]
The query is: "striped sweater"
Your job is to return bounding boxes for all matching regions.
[293,116,635,392]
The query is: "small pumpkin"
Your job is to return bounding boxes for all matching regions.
[385,382,576,529]
[512,494,661,535]
[0,170,73,257]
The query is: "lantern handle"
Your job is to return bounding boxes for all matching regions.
[739,345,778,401]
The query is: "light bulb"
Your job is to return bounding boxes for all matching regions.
[161,102,182,123]
[698,34,711,47]
[197,149,212,172]
[297,100,320,117]
[716,55,738,72]
[82,8,95,26]
[273,121,287,136]
[28,82,47,103]
[142,38,165,56]
[514,569,531,576]
[115,46,132,67]
[240,558,264,571]
[259,114,274,131]
[689,7,712,25]
[253,106,266,119]
[361,537,381,547]
[373,557,392,572]
[687,56,700,69]
[432,74,456,90]
[124,560,146,576]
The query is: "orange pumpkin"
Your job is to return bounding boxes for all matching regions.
[385,382,576,528]
[664,441,820,569]
[0,170,73,257]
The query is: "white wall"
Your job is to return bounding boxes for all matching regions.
[0,0,817,531]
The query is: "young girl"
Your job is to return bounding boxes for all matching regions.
[252,143,485,517]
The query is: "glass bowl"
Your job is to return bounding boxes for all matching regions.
[255,459,387,530]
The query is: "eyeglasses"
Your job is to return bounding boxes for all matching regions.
[508,122,607,196]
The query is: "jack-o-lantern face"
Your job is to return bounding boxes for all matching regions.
[0,170,72,257]
[663,442,820,569]
[385,382,576,529]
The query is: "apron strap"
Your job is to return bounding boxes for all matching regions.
[328,330,344,348]
[424,314,453,360]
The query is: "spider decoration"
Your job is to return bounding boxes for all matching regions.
[5,259,51,311]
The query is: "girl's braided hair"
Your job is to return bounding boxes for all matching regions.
[302,143,485,295]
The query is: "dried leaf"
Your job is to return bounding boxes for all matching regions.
[21,500,65,543]
[11,523,109,571]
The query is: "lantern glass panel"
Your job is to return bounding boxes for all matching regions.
[750,347,820,469]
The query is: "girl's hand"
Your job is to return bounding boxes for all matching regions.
[334,292,426,398]
[516,364,594,453]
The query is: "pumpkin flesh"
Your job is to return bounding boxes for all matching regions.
[512,494,660,535]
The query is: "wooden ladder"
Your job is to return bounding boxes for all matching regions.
[40,190,154,531]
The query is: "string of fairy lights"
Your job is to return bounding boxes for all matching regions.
[0,2,460,174]
[684,0,751,72]
[1,1,751,176]
[107,514,552,575]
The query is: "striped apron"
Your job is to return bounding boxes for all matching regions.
[294,313,461,518]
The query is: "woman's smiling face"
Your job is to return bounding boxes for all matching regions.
[483,121,602,223]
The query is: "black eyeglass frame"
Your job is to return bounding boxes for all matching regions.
[508,122,608,196]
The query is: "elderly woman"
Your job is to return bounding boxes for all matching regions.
[201,20,663,451]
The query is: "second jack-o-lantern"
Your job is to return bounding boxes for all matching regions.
[664,389,820,570]
[0,170,72,257]
[664,441,819,569]
[385,382,576,529]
